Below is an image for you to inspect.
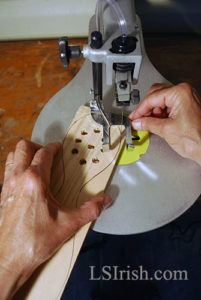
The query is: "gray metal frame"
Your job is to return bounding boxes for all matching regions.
[32,5,201,235]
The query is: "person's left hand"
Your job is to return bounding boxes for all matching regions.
[0,140,112,299]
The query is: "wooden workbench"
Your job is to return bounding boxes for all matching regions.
[0,34,201,182]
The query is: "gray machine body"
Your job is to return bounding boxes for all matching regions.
[32,2,201,235]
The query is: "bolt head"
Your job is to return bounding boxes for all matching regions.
[119,81,128,90]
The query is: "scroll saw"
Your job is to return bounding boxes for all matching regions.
[32,0,201,235]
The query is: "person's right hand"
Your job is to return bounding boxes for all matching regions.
[129,83,201,165]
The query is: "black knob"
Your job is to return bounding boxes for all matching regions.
[90,31,103,49]
[110,34,138,54]
[59,37,81,68]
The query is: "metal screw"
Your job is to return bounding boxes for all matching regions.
[131,89,140,104]
[119,81,128,90]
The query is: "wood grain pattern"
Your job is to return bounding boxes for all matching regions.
[0,39,86,182]
[15,105,125,300]
[51,107,125,209]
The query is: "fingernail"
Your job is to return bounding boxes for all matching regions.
[132,120,142,130]
[128,111,135,119]
[103,195,113,209]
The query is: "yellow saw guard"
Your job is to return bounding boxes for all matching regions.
[117,130,149,165]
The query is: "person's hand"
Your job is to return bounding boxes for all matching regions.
[129,83,201,165]
[0,140,112,299]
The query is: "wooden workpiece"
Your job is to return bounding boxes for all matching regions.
[14,105,125,299]
[0,34,201,182]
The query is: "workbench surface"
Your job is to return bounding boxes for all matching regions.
[0,34,201,182]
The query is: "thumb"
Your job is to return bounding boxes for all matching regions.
[74,194,112,224]
[131,117,170,138]
[60,194,112,236]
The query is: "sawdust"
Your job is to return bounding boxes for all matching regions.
[37,102,44,109]
[35,54,50,88]
[5,135,23,142]
[4,117,19,128]
[0,108,5,117]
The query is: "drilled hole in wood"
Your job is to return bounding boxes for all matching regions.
[92,158,99,164]
[72,148,78,154]
[94,129,101,134]
[80,159,87,165]
[81,130,88,135]
[88,144,95,149]
[75,138,82,143]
